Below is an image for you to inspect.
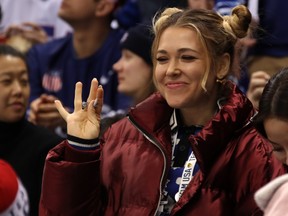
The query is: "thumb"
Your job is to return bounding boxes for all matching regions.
[55,100,68,121]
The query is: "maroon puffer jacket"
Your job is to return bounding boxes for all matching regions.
[40,82,285,216]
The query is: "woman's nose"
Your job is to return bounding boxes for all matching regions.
[113,58,123,73]
[12,81,23,95]
[166,61,181,76]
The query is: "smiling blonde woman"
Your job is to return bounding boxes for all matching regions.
[40,5,285,216]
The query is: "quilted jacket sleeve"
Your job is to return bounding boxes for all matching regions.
[39,140,103,216]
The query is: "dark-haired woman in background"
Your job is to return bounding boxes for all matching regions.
[254,68,288,215]
[0,44,63,216]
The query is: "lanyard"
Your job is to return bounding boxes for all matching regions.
[174,151,197,201]
[157,110,200,214]
[170,110,199,202]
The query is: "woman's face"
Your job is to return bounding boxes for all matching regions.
[113,49,153,101]
[0,55,30,122]
[154,27,217,109]
[264,118,288,165]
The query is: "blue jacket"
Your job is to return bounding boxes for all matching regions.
[27,29,131,115]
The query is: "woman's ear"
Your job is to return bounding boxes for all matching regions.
[95,1,116,17]
[216,53,230,80]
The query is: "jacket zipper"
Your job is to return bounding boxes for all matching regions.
[127,116,168,216]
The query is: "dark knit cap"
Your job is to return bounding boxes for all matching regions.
[120,24,154,66]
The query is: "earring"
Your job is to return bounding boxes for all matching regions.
[216,77,226,84]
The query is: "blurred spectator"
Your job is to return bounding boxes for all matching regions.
[244,0,288,108]
[0,159,29,216]
[255,174,288,216]
[0,44,63,216]
[114,0,189,30]
[100,23,155,136]
[113,0,141,30]
[247,0,288,77]
[253,68,288,215]
[113,24,155,105]
[0,0,72,52]
[27,0,131,137]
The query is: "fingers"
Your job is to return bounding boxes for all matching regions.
[90,85,103,115]
[85,78,103,114]
[32,109,64,129]
[22,22,43,31]
[251,71,271,80]
[249,71,271,90]
[22,29,48,44]
[74,82,83,111]
[40,94,58,103]
[5,25,23,36]
[37,102,58,112]
[55,100,69,121]
[247,71,270,109]
[29,97,42,113]
[6,23,48,44]
[87,78,99,103]
[27,109,37,124]
[249,78,267,89]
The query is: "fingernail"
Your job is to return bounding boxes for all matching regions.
[93,98,98,108]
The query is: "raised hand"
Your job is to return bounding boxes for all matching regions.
[246,71,271,109]
[55,78,103,139]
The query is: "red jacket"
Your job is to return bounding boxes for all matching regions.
[40,82,285,216]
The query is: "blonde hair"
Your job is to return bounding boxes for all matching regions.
[152,5,251,91]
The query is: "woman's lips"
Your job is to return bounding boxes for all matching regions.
[165,82,187,89]
[9,102,25,110]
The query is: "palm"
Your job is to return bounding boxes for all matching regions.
[55,79,104,139]
[66,105,101,139]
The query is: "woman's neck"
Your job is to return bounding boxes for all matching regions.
[180,92,219,127]
[180,106,216,127]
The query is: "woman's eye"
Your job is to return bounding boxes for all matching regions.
[124,53,133,60]
[21,79,29,86]
[0,79,12,85]
[156,56,168,63]
[181,55,196,61]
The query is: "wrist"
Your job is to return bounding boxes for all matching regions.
[67,134,99,150]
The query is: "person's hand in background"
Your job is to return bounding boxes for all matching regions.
[28,94,67,131]
[246,71,271,109]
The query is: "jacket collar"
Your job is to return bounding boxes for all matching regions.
[128,92,173,135]
[190,81,255,174]
[128,81,254,138]
[128,81,255,169]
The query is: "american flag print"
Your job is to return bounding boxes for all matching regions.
[42,71,62,92]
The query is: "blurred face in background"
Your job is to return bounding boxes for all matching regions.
[0,55,30,122]
[264,118,288,165]
[58,0,97,24]
[113,49,154,104]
